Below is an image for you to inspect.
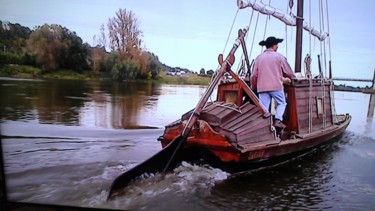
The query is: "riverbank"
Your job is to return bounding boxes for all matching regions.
[0,64,211,86]
[156,71,211,85]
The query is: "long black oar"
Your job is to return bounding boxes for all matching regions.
[107,135,185,199]
[107,28,248,200]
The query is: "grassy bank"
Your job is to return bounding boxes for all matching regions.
[156,71,211,86]
[0,64,42,78]
[0,65,92,80]
[0,64,212,85]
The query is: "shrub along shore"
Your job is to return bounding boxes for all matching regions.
[0,64,212,86]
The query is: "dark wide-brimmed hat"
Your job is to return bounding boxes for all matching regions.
[259,36,283,46]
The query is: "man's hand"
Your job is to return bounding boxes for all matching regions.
[282,77,291,83]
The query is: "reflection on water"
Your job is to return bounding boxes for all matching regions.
[1,77,375,210]
[0,78,207,129]
[334,91,375,136]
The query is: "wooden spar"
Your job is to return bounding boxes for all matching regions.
[179,29,247,138]
[294,0,304,73]
[160,32,247,172]
[219,29,269,115]
[367,68,375,117]
[227,70,269,116]
[329,61,332,79]
[238,28,252,75]
[174,28,269,142]
[317,55,323,77]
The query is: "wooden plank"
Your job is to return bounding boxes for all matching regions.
[296,90,331,100]
[227,109,261,132]
[284,85,299,132]
[220,106,248,126]
[239,138,280,151]
[220,102,255,127]
[199,102,238,126]
[297,108,332,120]
[216,104,239,119]
[296,100,332,113]
[214,110,267,142]
[233,113,267,134]
[291,79,330,87]
[296,98,332,108]
[298,113,333,133]
[222,105,258,129]
[237,127,275,145]
[181,109,194,121]
[298,119,333,130]
[200,113,220,126]
[235,118,270,136]
[299,122,333,134]
[214,127,237,143]
[202,102,225,113]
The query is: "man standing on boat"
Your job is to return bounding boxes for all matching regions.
[251,36,296,129]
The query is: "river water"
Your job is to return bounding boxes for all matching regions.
[1,77,374,210]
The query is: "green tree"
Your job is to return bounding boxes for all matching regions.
[90,46,106,73]
[145,52,162,79]
[27,24,64,70]
[0,21,31,54]
[61,34,89,71]
[104,52,141,80]
[27,24,88,71]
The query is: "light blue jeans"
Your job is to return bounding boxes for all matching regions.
[259,90,287,121]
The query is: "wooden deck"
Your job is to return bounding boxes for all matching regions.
[180,101,277,148]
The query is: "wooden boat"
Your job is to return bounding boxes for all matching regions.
[159,78,350,168]
[107,0,351,199]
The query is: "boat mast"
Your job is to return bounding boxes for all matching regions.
[294,0,304,73]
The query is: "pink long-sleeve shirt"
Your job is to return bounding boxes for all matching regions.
[251,49,296,92]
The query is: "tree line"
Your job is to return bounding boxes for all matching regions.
[0,8,163,80]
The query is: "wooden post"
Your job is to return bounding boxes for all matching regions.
[329,61,332,79]
[367,68,375,117]
[294,0,304,73]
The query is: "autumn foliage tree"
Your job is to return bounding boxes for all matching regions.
[91,24,107,73]
[107,9,142,58]
[103,8,162,80]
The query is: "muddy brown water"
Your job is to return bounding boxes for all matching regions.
[1,78,374,210]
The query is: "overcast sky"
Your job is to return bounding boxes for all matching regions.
[1,0,374,85]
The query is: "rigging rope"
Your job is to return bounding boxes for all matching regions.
[254,12,262,54]
[307,0,313,132]
[325,0,332,61]
[210,7,240,86]
[308,0,312,60]
[209,6,241,103]
[236,0,256,76]
[326,0,337,119]
[222,8,240,58]
[284,1,292,59]
[262,0,272,45]
[319,0,328,77]
[250,9,260,60]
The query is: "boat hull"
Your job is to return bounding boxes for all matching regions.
[158,113,351,171]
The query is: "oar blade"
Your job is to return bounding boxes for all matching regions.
[107,135,185,200]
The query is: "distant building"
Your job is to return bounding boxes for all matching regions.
[166,71,175,76]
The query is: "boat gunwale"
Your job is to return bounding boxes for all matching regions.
[239,113,351,153]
